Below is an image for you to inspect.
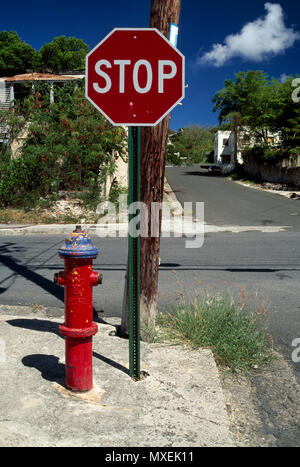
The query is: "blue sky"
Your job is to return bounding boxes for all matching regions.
[1,0,299,130]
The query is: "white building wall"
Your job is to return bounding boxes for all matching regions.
[214,128,280,168]
[0,81,11,142]
[214,130,236,166]
[0,81,10,110]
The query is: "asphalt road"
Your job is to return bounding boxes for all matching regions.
[165,166,300,229]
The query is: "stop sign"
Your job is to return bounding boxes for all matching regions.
[85,28,185,126]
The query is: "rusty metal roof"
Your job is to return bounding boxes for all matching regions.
[4,72,83,82]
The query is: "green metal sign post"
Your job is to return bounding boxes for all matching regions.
[128,126,141,380]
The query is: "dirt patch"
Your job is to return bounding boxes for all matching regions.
[0,197,99,224]
[220,352,300,446]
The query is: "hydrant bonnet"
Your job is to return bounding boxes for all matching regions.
[58,226,99,259]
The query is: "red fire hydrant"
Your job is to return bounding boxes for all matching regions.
[54,225,102,392]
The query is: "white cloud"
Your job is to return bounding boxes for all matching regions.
[199,3,300,67]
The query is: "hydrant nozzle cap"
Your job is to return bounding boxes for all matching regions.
[58,228,99,259]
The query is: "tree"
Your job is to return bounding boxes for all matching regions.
[0,31,41,71]
[213,71,300,163]
[269,76,300,148]
[40,36,89,73]
[213,71,300,148]
[167,125,216,165]
[213,71,276,143]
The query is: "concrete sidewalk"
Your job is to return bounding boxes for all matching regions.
[0,307,234,447]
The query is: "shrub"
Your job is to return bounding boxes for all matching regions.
[243,145,297,163]
[0,81,126,208]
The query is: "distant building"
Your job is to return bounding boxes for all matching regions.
[214,129,281,172]
[214,131,239,166]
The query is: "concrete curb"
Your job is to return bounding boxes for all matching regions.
[231,179,300,199]
[164,177,183,216]
[0,221,290,236]
[0,223,98,236]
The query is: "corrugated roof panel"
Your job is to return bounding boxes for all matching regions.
[5,72,82,82]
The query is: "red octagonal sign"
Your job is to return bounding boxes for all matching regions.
[85,28,185,126]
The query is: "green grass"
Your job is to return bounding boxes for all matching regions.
[229,173,256,185]
[157,293,275,374]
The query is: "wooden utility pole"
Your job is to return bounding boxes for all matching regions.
[121,0,182,340]
[140,0,181,340]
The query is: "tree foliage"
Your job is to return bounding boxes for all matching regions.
[0,31,89,73]
[167,125,216,165]
[0,31,41,71]
[212,70,300,155]
[40,36,89,72]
